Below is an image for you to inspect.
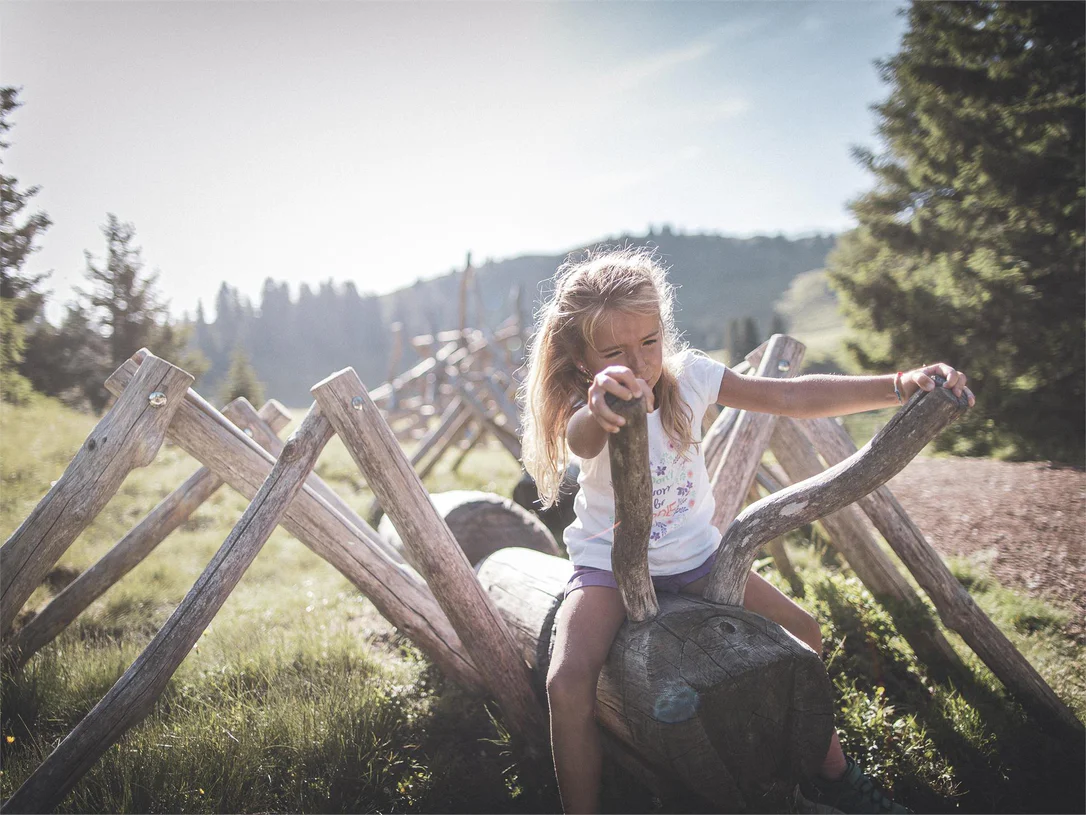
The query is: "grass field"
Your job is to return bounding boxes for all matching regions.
[2,395,1083,813]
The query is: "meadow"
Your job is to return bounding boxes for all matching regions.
[2,394,1084,813]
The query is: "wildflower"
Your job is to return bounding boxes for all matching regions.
[5,735,14,744]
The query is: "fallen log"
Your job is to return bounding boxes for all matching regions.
[378,490,560,567]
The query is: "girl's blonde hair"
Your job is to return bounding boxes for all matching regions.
[519,246,696,507]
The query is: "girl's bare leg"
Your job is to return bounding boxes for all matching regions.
[547,586,628,814]
[682,569,848,780]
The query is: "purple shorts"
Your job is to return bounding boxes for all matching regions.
[564,551,718,598]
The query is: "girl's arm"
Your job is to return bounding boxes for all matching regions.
[717,363,974,419]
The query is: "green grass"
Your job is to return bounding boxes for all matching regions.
[2,397,1084,813]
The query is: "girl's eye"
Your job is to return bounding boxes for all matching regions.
[644,338,658,346]
[604,350,623,359]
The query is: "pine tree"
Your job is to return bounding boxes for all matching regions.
[829,1,1085,462]
[219,348,265,407]
[1,88,52,403]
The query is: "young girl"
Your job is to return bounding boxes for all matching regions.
[519,248,973,815]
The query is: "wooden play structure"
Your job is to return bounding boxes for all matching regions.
[2,321,1082,812]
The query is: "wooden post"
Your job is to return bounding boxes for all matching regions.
[386,322,404,410]
[1,406,335,815]
[605,393,658,622]
[453,377,522,460]
[450,423,485,473]
[799,415,1085,739]
[0,354,193,636]
[311,369,549,763]
[104,354,481,691]
[366,398,470,525]
[709,335,806,531]
[768,418,967,677]
[704,381,968,606]
[5,400,291,670]
[220,399,405,567]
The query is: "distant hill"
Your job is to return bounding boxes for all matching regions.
[191,229,838,404]
[774,268,856,372]
[380,229,837,354]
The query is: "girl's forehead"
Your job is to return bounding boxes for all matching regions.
[588,310,661,347]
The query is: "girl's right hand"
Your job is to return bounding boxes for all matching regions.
[587,365,654,433]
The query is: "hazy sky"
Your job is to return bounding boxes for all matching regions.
[2,1,907,322]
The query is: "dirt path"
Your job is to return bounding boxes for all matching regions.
[887,457,1085,636]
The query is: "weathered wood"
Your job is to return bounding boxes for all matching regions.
[1,406,334,815]
[5,400,291,670]
[769,417,967,677]
[709,335,806,531]
[379,490,560,567]
[477,547,835,812]
[367,398,471,525]
[453,376,522,460]
[605,393,657,622]
[311,368,548,761]
[104,354,481,690]
[415,406,473,480]
[799,415,1085,738]
[747,476,804,597]
[220,398,407,567]
[450,422,485,473]
[0,354,193,635]
[705,381,968,606]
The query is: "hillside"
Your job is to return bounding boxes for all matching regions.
[192,230,837,404]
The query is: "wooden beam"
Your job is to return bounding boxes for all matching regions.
[5,399,291,670]
[311,369,549,763]
[1,353,193,635]
[769,417,967,677]
[1,406,334,815]
[709,335,806,531]
[103,354,481,691]
[704,381,968,606]
[799,414,1085,739]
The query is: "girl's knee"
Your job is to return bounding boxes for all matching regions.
[796,611,823,656]
[546,658,600,716]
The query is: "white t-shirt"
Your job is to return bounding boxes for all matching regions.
[564,349,728,575]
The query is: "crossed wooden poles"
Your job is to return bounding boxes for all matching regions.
[1,334,1081,812]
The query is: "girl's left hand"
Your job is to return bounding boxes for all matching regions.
[902,363,975,407]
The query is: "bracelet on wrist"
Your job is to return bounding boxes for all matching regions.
[894,372,905,405]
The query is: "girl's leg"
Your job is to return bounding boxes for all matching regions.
[547,586,628,814]
[681,570,847,780]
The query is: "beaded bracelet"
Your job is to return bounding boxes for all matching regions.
[894,372,905,405]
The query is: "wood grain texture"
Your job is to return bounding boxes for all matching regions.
[476,547,834,812]
[1,405,334,815]
[311,368,548,760]
[379,490,559,568]
[709,335,806,532]
[605,393,658,622]
[5,400,290,670]
[705,381,968,606]
[0,354,193,635]
[799,414,1084,738]
[768,418,966,678]
[103,354,481,691]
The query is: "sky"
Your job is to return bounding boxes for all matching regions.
[2,1,908,323]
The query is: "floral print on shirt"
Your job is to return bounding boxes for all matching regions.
[648,439,698,543]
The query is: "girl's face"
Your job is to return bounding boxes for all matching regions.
[580,309,664,388]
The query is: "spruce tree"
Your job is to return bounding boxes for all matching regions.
[219,348,265,407]
[1,88,52,403]
[829,1,1085,462]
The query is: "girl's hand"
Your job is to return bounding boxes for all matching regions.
[587,365,655,433]
[901,363,975,407]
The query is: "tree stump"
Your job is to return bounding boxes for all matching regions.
[379,490,560,567]
[477,547,834,812]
